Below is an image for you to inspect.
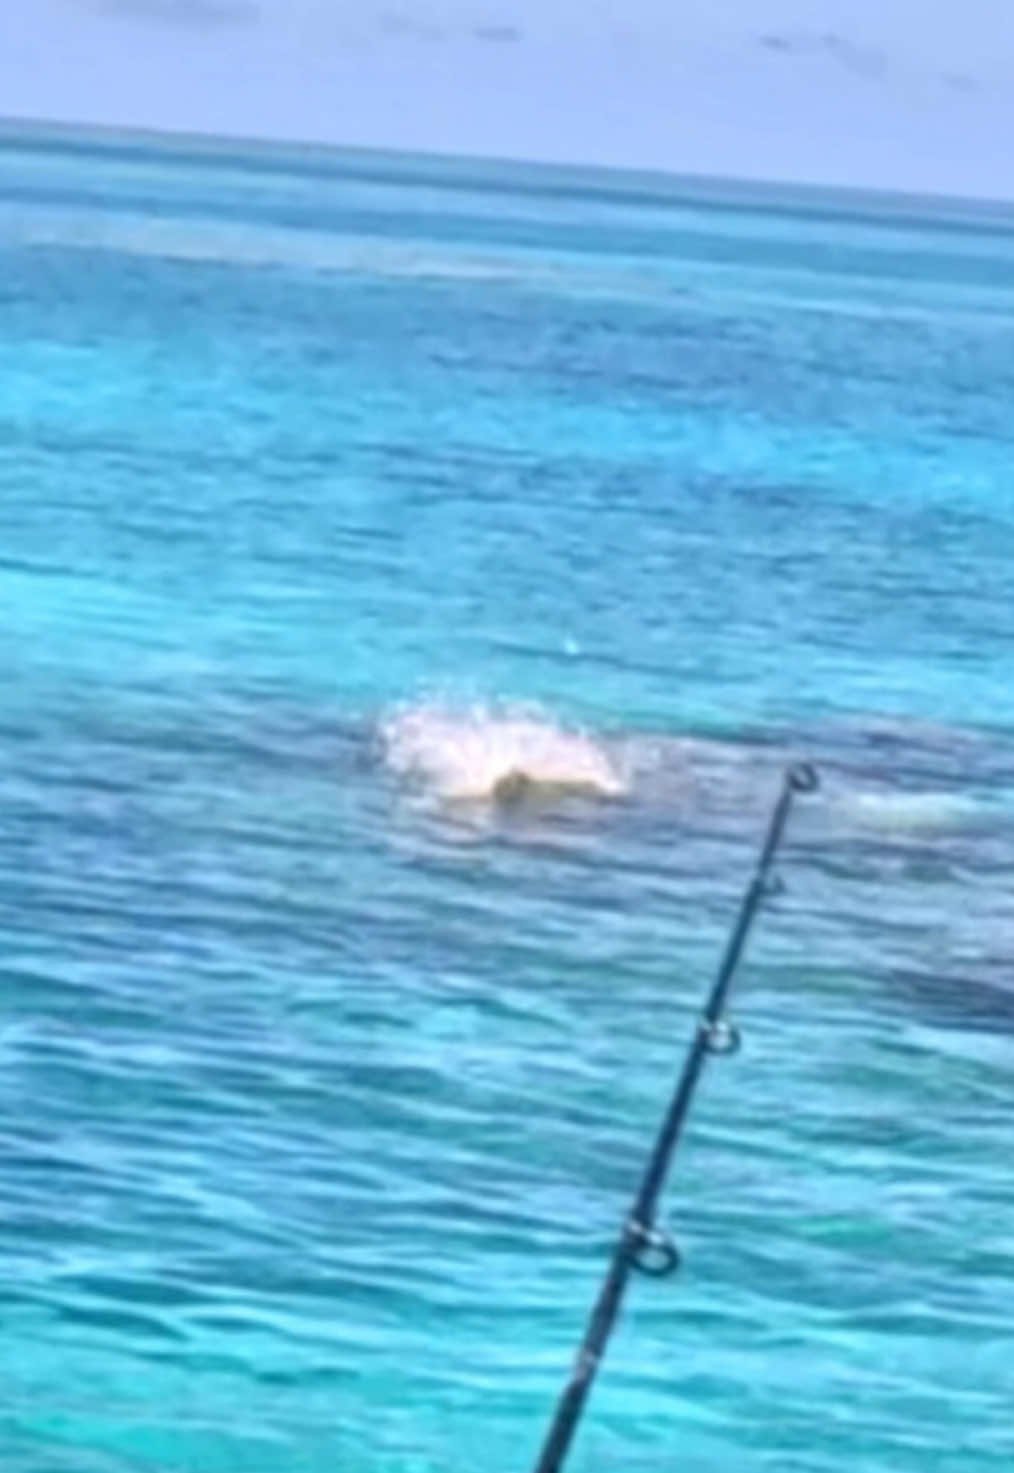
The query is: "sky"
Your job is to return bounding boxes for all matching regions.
[4,1,1014,197]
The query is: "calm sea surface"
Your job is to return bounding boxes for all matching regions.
[1,122,1012,1471]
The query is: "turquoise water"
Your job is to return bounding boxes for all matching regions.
[1,123,1013,1471]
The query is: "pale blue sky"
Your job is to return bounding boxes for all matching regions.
[4,1,1014,196]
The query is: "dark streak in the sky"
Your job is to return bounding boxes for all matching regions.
[378,10,445,42]
[942,71,980,93]
[98,0,260,26]
[373,13,523,46]
[757,29,887,80]
[473,23,523,45]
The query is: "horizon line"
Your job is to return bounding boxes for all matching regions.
[3,109,1014,226]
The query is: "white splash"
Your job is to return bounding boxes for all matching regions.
[379,701,627,803]
[836,788,983,832]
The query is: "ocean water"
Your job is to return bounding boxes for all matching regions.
[1,121,1013,1472]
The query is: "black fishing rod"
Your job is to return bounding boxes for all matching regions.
[530,761,818,1473]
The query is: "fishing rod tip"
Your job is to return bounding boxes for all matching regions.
[787,761,819,793]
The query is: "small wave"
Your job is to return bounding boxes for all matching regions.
[379,701,627,804]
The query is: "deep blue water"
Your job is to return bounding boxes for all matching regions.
[1,123,1013,1472]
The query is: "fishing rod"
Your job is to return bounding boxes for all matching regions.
[530,760,818,1473]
